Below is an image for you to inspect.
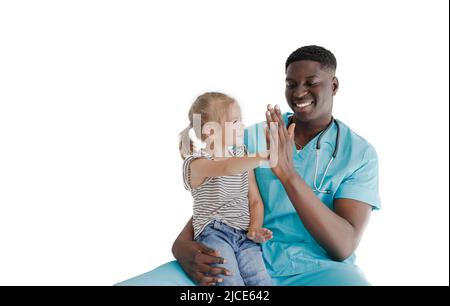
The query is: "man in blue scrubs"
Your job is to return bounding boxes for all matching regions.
[117,45,380,286]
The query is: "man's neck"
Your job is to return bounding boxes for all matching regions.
[292,115,333,146]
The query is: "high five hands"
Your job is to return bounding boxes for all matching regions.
[265,104,297,182]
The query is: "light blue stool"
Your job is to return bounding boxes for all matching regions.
[115,260,370,286]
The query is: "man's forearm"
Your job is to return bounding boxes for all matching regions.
[280,172,357,261]
[172,217,194,257]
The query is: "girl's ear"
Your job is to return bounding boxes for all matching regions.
[202,122,211,137]
[332,76,339,96]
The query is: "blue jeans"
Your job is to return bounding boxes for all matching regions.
[195,220,272,286]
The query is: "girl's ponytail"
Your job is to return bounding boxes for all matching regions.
[178,125,192,159]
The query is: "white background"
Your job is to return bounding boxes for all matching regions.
[0,0,448,286]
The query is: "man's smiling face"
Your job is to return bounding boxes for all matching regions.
[285,60,338,122]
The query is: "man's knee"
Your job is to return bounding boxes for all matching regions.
[274,263,371,286]
[309,264,371,286]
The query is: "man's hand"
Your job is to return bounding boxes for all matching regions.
[172,239,232,286]
[265,104,296,181]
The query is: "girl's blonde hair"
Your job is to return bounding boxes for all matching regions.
[179,92,236,159]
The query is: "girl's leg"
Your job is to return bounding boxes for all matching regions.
[235,239,272,286]
[198,229,245,286]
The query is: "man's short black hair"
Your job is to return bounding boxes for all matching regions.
[285,45,337,72]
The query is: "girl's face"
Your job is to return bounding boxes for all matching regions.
[223,102,245,149]
[203,101,244,157]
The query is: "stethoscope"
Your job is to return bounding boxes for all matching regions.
[288,115,340,194]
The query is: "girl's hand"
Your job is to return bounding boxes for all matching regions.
[247,227,273,243]
[172,239,232,286]
[265,104,297,182]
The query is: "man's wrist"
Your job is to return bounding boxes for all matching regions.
[279,167,299,184]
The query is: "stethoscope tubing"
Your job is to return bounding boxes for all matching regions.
[288,115,340,194]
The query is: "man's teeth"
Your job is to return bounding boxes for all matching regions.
[296,101,313,108]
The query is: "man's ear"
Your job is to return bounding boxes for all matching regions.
[332,76,339,96]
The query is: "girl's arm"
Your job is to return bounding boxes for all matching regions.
[190,153,268,179]
[246,169,273,243]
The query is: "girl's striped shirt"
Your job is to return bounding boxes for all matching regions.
[182,146,250,239]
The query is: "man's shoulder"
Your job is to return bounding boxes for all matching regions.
[337,119,378,160]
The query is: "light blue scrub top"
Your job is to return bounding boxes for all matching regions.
[244,112,380,277]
